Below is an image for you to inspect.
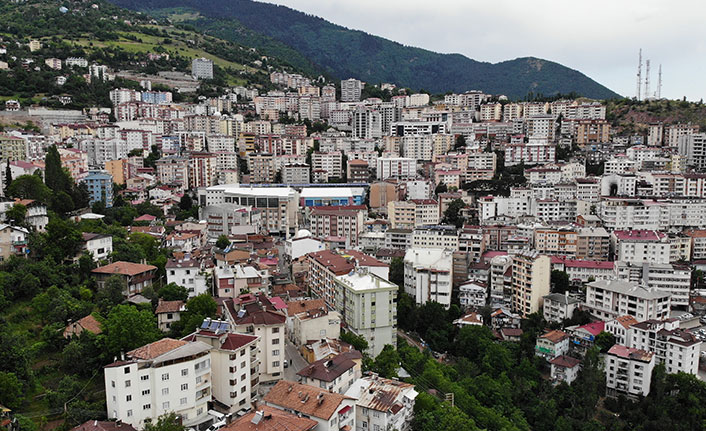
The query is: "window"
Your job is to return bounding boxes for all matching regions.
[181,369,188,377]
[197,408,203,416]
[180,397,187,405]
[126,395,132,401]
[141,375,149,381]
[125,380,131,388]
[162,402,170,410]
[272,327,280,334]
[241,374,246,381]
[161,373,169,381]
[273,349,280,356]
[142,389,150,396]
[272,338,280,345]
[181,383,188,390]
[124,367,131,374]
[162,388,169,395]
[241,361,246,368]
[111,381,115,388]
[241,386,246,394]
[273,361,280,367]
[143,404,151,410]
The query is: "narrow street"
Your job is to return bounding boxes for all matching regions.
[283,339,308,381]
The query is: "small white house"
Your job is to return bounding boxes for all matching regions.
[550,355,581,385]
[82,233,113,261]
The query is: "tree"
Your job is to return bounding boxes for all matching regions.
[144,413,186,431]
[5,203,27,226]
[96,275,126,311]
[216,234,230,250]
[4,159,11,194]
[158,283,188,302]
[442,198,465,228]
[170,294,218,337]
[371,344,400,378]
[594,331,616,353]
[340,330,368,353]
[435,183,448,195]
[7,174,52,202]
[178,194,193,211]
[101,305,161,359]
[454,134,466,149]
[45,145,70,193]
[551,270,570,294]
[389,257,404,287]
[0,371,23,409]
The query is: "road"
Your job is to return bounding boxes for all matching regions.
[284,339,309,381]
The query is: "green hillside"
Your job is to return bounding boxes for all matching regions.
[0,0,292,108]
[108,0,621,100]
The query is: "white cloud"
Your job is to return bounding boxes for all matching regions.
[261,0,705,100]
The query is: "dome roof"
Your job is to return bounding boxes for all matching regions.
[295,229,312,238]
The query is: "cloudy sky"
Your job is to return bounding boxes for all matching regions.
[262,0,705,101]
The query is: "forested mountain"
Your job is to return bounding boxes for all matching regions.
[108,0,621,100]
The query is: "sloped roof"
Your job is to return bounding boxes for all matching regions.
[263,380,352,420]
[222,405,316,431]
[155,300,184,314]
[92,261,157,276]
[127,338,187,360]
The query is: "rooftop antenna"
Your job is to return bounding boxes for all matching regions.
[645,59,651,101]
[657,64,662,99]
[636,49,642,101]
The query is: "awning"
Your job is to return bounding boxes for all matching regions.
[338,405,352,415]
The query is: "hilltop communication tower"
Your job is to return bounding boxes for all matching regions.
[636,49,642,100]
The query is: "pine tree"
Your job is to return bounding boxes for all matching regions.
[4,160,11,196]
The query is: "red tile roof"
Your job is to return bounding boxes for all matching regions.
[92,261,157,276]
[549,355,581,368]
[127,338,187,360]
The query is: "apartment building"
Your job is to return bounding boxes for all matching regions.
[458,279,488,309]
[535,330,570,360]
[614,261,691,307]
[575,120,610,146]
[307,250,356,310]
[83,171,114,208]
[611,230,670,264]
[247,153,275,183]
[576,227,610,260]
[504,142,556,166]
[185,330,259,413]
[511,250,551,318]
[287,299,341,347]
[404,248,454,309]
[191,57,213,79]
[156,157,189,188]
[282,163,310,184]
[223,294,286,382]
[387,199,439,229]
[341,78,363,102]
[312,151,343,179]
[297,351,362,395]
[401,135,433,160]
[104,338,213,429]
[542,292,580,323]
[188,152,217,189]
[309,205,366,248]
[334,268,397,357]
[411,225,460,250]
[376,157,417,180]
[344,375,418,431]
[605,345,654,399]
[264,380,356,431]
[533,227,577,256]
[584,279,671,321]
[200,185,299,235]
[629,319,700,375]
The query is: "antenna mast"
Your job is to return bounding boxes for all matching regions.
[657,64,662,99]
[645,59,651,100]
[636,49,642,101]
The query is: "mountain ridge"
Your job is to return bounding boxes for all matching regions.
[108,0,621,100]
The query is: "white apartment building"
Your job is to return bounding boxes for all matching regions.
[166,258,209,298]
[376,157,416,180]
[629,319,700,375]
[489,254,512,307]
[584,279,671,321]
[401,135,433,160]
[104,338,213,430]
[404,248,454,309]
[191,58,213,80]
[611,230,670,264]
[614,261,691,307]
[334,268,397,357]
[411,226,460,250]
[281,163,310,184]
[199,185,299,235]
[605,345,655,399]
[511,249,551,318]
[345,376,418,431]
[312,151,343,179]
[296,351,362,395]
[542,292,580,323]
[341,78,363,102]
[504,142,556,166]
[186,330,259,413]
[458,279,488,309]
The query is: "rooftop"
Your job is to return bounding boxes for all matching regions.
[335,269,397,293]
[263,380,352,420]
[92,261,157,276]
[549,355,581,369]
[540,330,569,343]
[588,279,671,300]
[297,351,361,383]
[344,375,417,413]
[607,344,654,362]
[222,405,316,431]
